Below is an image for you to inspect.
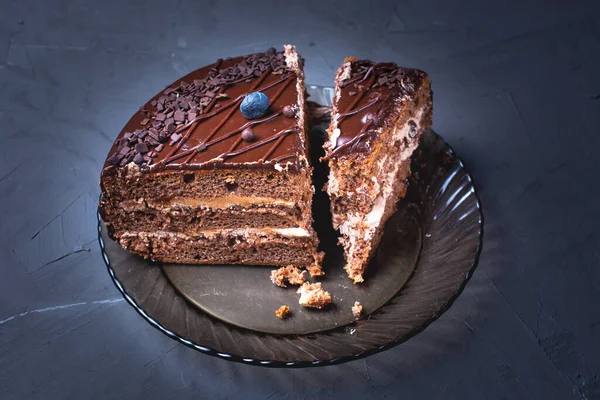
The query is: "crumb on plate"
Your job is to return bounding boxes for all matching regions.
[270,265,307,287]
[297,282,332,309]
[275,305,291,319]
[352,301,363,317]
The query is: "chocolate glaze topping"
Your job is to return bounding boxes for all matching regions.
[102,48,303,173]
[325,60,427,159]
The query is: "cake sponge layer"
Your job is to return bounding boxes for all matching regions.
[101,167,312,204]
[119,229,323,272]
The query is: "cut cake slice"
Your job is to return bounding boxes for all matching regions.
[99,45,323,275]
[323,58,432,282]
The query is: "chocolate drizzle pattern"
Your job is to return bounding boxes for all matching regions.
[325,60,426,159]
[103,49,303,172]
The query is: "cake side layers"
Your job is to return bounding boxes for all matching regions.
[99,165,314,238]
[101,198,307,238]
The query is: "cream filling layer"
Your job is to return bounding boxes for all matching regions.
[122,226,311,239]
[119,195,296,212]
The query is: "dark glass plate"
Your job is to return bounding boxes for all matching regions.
[97,85,483,367]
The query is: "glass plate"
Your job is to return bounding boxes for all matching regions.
[97,85,483,367]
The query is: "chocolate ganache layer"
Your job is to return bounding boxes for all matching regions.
[102,48,305,174]
[324,59,428,159]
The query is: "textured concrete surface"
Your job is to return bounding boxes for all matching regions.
[1,0,600,398]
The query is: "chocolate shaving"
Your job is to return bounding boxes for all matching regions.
[135,143,149,154]
[133,153,143,165]
[173,110,186,122]
[107,154,122,165]
[170,133,182,145]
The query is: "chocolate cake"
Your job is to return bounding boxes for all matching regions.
[323,58,432,283]
[99,45,323,274]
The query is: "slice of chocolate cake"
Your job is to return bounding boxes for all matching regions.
[100,45,323,275]
[323,58,432,283]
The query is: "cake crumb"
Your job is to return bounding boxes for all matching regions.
[306,252,325,277]
[297,282,332,309]
[352,301,363,317]
[275,305,291,319]
[270,265,307,288]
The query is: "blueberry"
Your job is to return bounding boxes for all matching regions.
[240,92,269,119]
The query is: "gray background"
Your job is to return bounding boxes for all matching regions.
[1,0,600,398]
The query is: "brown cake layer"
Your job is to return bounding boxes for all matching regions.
[324,58,433,283]
[119,229,322,268]
[100,167,311,204]
[99,45,322,272]
[102,198,306,237]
